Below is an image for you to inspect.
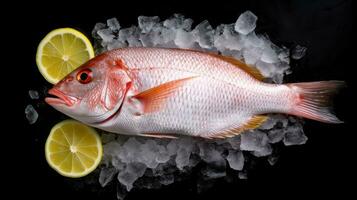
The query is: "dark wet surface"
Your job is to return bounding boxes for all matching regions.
[15,0,354,199]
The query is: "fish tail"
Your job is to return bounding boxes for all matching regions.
[287,81,345,123]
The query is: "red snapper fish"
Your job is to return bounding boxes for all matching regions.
[45,48,344,139]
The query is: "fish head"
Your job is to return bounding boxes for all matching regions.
[45,54,132,124]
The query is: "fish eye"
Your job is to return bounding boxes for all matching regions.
[76,69,92,84]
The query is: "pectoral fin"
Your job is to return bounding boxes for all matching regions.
[131,76,196,113]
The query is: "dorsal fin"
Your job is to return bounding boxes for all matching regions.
[206,115,268,139]
[211,54,264,81]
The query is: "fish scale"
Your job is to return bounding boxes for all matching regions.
[105,48,275,137]
[46,47,344,139]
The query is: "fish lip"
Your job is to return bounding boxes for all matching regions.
[45,88,76,106]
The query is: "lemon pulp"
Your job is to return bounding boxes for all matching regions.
[45,120,102,178]
[36,28,94,84]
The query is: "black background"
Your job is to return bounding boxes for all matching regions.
[9,0,355,199]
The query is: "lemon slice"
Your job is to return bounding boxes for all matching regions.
[45,120,102,178]
[36,28,95,84]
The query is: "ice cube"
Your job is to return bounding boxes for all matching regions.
[240,130,271,156]
[198,143,226,168]
[97,28,115,43]
[174,29,195,48]
[242,47,262,65]
[118,162,146,191]
[118,138,142,163]
[107,39,126,50]
[234,11,257,35]
[167,139,179,156]
[227,136,241,150]
[192,20,214,49]
[140,140,160,168]
[238,171,248,179]
[201,166,226,179]
[156,145,170,163]
[92,22,106,39]
[261,45,279,63]
[159,174,174,185]
[99,166,118,187]
[291,45,307,60]
[138,16,160,33]
[25,104,38,124]
[277,46,290,64]
[226,150,244,170]
[28,90,39,99]
[283,124,308,146]
[267,129,286,143]
[267,155,279,166]
[107,18,121,32]
[214,24,243,52]
[241,32,264,48]
[163,14,193,31]
[118,26,142,47]
[175,147,190,170]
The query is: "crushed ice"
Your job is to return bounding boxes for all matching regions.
[25,104,38,124]
[92,11,308,198]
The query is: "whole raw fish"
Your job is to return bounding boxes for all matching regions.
[45,48,344,139]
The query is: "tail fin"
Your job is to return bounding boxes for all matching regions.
[288,81,345,123]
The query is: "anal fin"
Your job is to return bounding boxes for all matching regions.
[206,115,268,139]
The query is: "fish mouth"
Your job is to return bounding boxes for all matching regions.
[45,88,76,106]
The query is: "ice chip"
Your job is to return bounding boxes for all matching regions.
[118,138,142,163]
[174,29,195,48]
[175,147,190,170]
[238,171,248,179]
[159,174,174,185]
[214,24,243,52]
[227,136,241,150]
[283,124,308,146]
[163,14,193,31]
[107,39,126,50]
[118,162,146,191]
[92,22,106,39]
[198,143,226,167]
[242,47,262,65]
[140,140,160,168]
[28,90,39,99]
[97,28,115,43]
[226,150,244,170]
[99,166,118,187]
[235,11,257,35]
[192,20,214,49]
[167,139,179,156]
[25,104,38,124]
[267,155,279,166]
[240,131,271,156]
[291,45,307,60]
[267,129,286,143]
[156,145,170,163]
[107,18,121,32]
[261,45,279,63]
[278,46,290,64]
[138,16,160,33]
[201,166,226,179]
[119,26,142,47]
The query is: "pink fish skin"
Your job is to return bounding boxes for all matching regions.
[45,47,344,139]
